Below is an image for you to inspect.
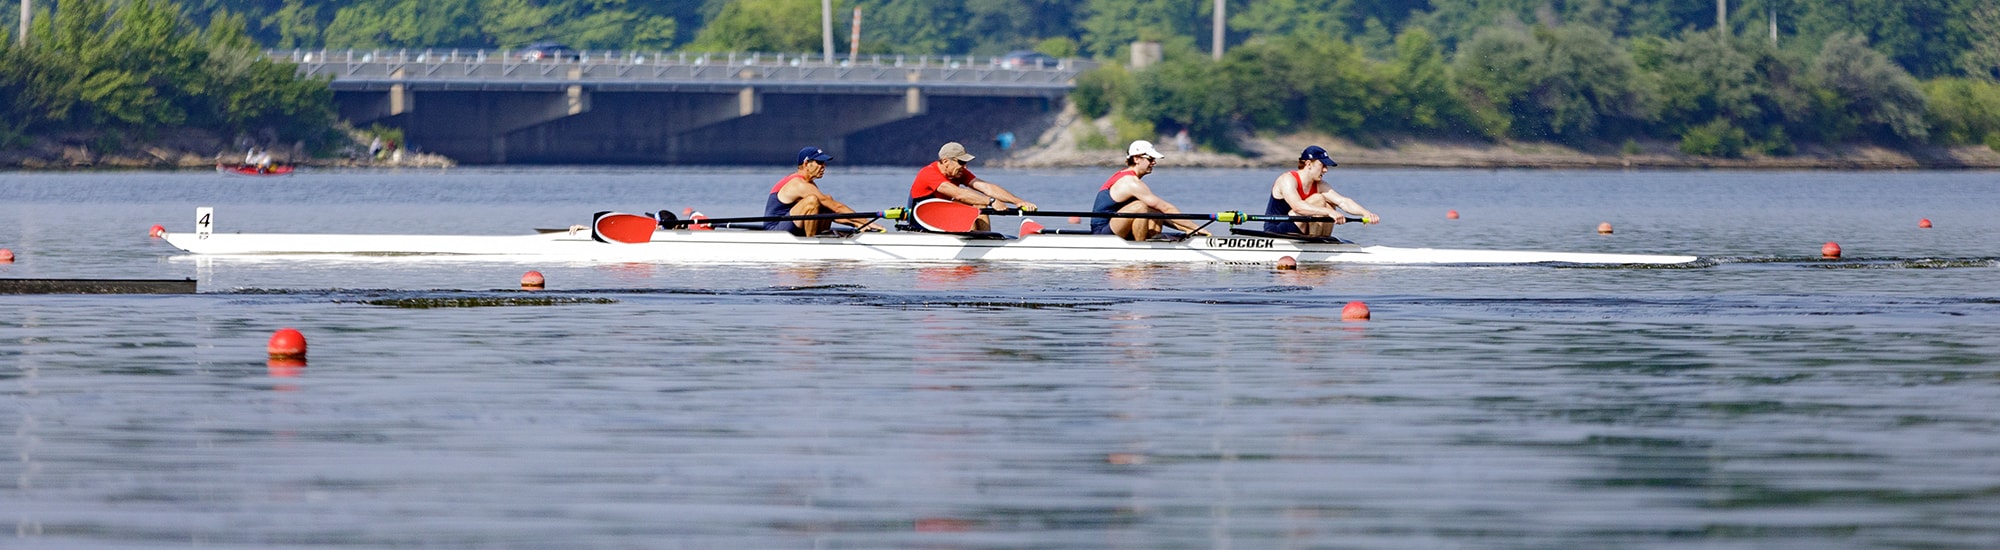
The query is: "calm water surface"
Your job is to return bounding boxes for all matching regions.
[3,167,1999,548]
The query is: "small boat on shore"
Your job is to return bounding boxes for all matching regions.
[216,163,294,176]
[159,207,1700,265]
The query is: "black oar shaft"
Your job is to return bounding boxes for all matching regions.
[982,209,1218,222]
[984,209,1366,225]
[663,210,897,228]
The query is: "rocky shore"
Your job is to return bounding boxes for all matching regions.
[0,128,455,170]
[1000,107,2000,170]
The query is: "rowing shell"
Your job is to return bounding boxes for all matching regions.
[161,227,1698,265]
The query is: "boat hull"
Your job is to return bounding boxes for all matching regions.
[163,229,1699,265]
[217,164,294,176]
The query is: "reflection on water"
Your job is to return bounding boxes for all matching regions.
[2,169,2000,546]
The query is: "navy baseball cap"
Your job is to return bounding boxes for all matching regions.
[797,146,832,164]
[1300,145,1337,166]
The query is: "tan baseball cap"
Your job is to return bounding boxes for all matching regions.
[938,142,976,162]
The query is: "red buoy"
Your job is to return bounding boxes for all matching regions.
[1597,222,1614,234]
[149,224,166,238]
[1446,209,1459,220]
[267,328,307,358]
[1276,256,1298,270]
[0,248,13,263]
[1341,301,1371,321]
[1821,242,1842,258]
[1919,218,1932,229]
[1068,216,1082,224]
[521,270,546,289]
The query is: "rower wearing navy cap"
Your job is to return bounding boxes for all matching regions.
[765,146,886,236]
[1263,145,1379,236]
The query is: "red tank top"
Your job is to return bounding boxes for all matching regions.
[1100,169,1137,191]
[770,173,806,194]
[1288,171,1313,198]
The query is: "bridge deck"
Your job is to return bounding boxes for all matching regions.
[278,49,1087,97]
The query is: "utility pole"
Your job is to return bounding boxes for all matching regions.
[1769,5,1778,45]
[1212,0,1224,60]
[19,0,29,46]
[821,0,834,64]
[1717,0,1727,36]
[850,7,861,58]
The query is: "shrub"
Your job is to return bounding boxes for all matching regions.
[1679,119,1747,157]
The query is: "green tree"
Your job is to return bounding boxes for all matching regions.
[1453,23,1651,141]
[1923,78,2000,148]
[1374,27,1469,134]
[688,0,829,52]
[1809,32,1927,141]
[1079,0,1202,58]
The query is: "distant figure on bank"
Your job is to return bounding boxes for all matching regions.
[765,147,886,236]
[1264,145,1379,236]
[1175,128,1191,153]
[368,137,383,159]
[245,149,273,172]
[909,142,1039,231]
[1092,140,1208,240]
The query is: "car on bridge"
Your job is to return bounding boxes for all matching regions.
[519,42,581,62]
[994,50,1057,70]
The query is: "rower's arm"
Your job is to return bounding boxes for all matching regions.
[815,193,885,231]
[1277,176,1337,217]
[935,181,995,206]
[1319,189,1379,222]
[969,179,1037,211]
[1128,184,1207,234]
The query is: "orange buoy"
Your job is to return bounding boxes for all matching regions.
[1446,209,1459,219]
[1276,256,1298,270]
[1597,222,1614,234]
[267,328,307,358]
[1341,301,1371,321]
[1068,216,1082,224]
[0,248,13,263]
[1919,218,1932,228]
[521,270,546,289]
[149,224,166,238]
[1821,242,1841,258]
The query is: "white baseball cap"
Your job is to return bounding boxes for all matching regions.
[1128,140,1165,160]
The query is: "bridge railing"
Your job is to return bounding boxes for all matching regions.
[270,49,1095,88]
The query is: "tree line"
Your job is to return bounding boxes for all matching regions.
[2,0,336,150]
[4,0,1998,156]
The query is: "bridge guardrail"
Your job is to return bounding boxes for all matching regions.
[272,49,1095,90]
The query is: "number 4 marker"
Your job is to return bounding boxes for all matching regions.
[196,207,213,239]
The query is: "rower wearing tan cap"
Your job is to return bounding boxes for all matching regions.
[908,142,1038,231]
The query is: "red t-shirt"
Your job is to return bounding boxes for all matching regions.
[909,161,976,200]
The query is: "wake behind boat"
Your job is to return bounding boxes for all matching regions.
[159,207,1701,265]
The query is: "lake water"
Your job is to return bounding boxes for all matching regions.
[3,167,1998,548]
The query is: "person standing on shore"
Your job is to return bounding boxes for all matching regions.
[765,147,886,236]
[1263,145,1379,235]
[908,142,1038,231]
[1092,140,1208,240]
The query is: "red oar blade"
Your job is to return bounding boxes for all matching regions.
[1019,218,1045,235]
[913,199,979,233]
[593,212,658,243]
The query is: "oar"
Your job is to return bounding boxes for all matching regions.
[981,208,1371,225]
[654,208,910,229]
[594,208,911,244]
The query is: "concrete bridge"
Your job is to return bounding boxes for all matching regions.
[283,49,1090,165]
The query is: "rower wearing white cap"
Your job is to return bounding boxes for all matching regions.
[1264,145,1379,236]
[1092,140,1209,240]
[909,141,1038,231]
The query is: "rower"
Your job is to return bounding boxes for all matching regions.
[909,142,1038,231]
[765,147,886,236]
[1264,145,1379,236]
[1093,140,1209,240]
